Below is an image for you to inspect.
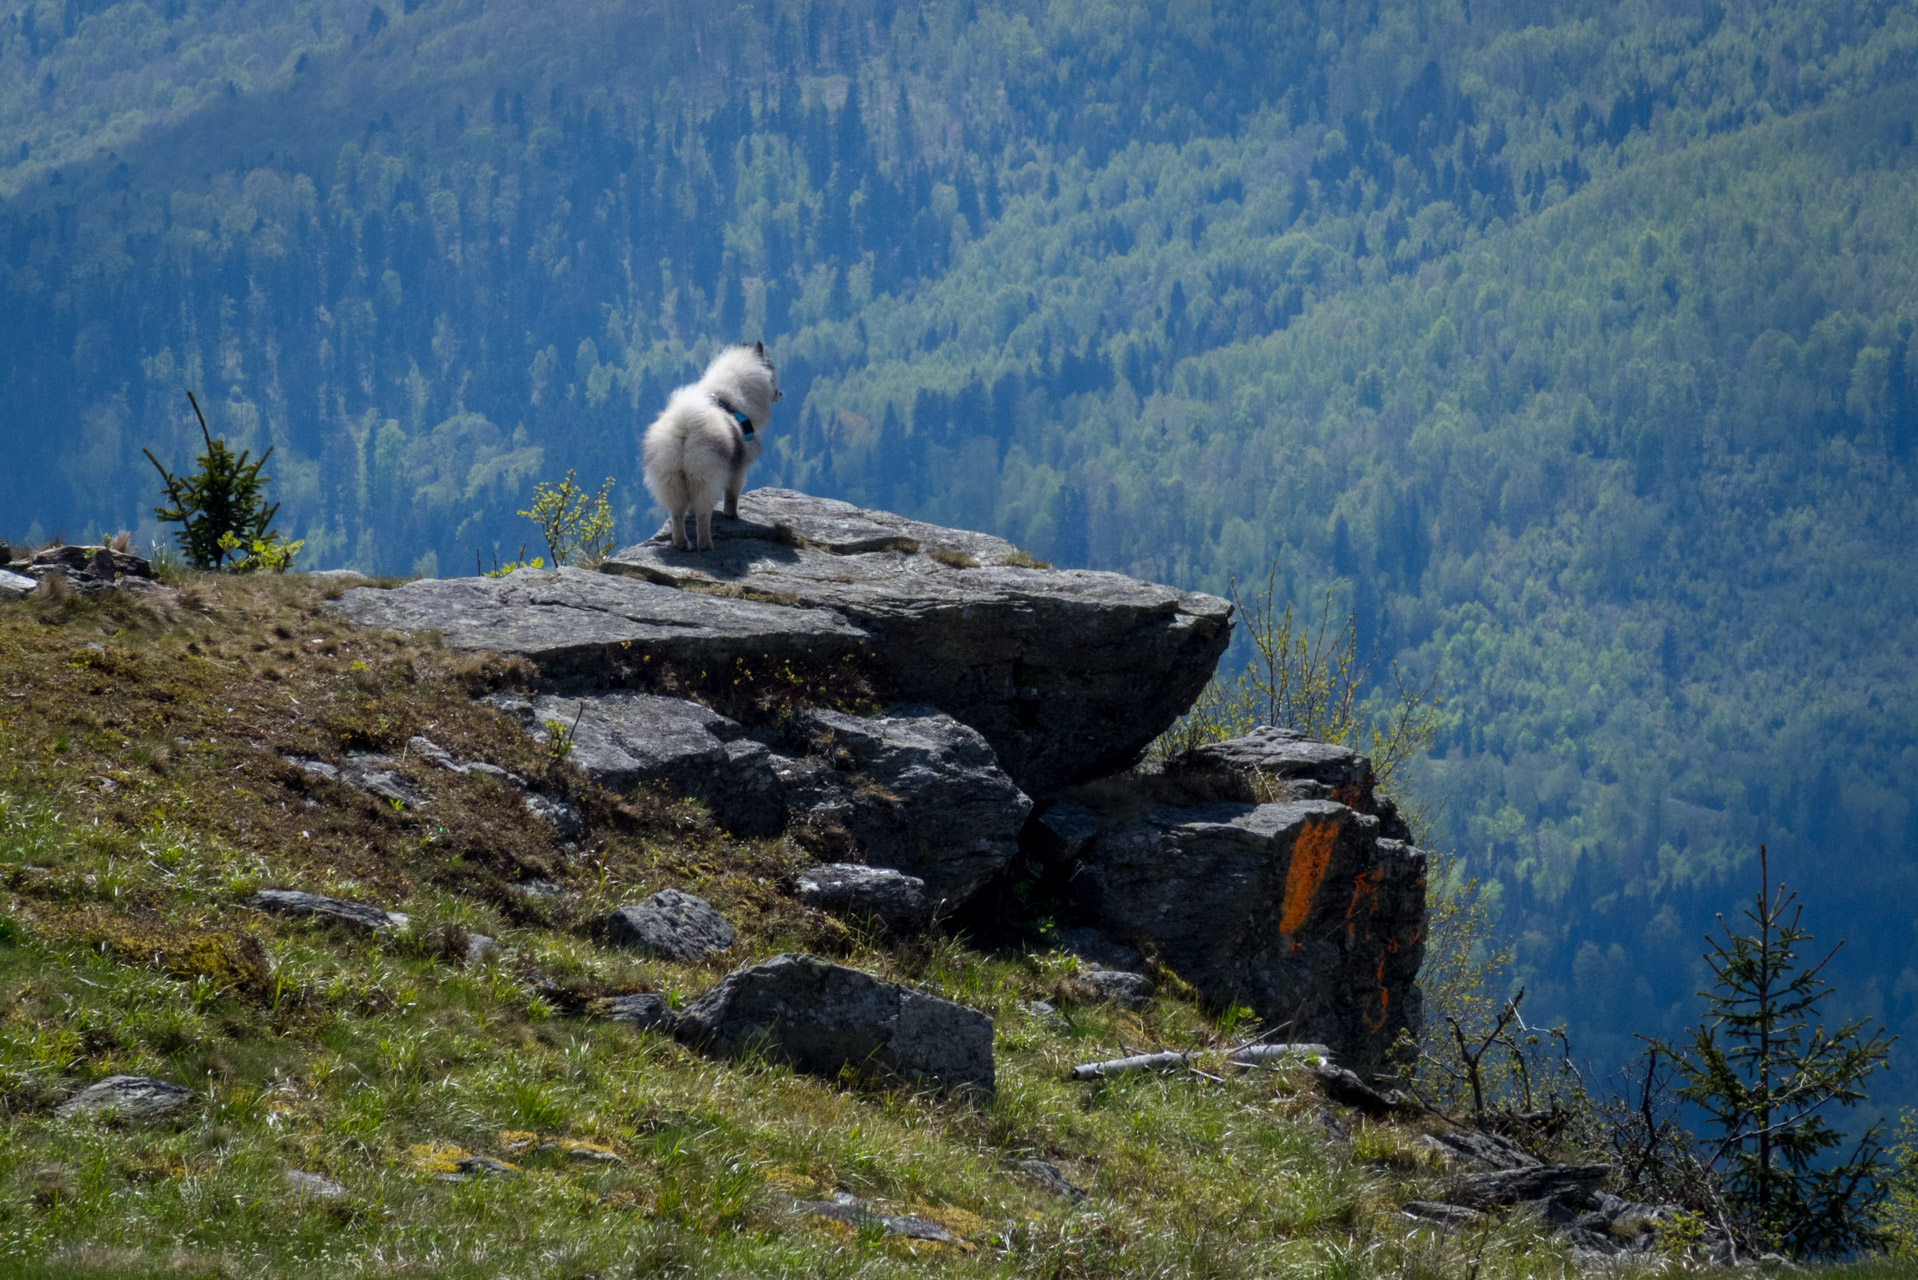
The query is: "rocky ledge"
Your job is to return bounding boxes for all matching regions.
[332,490,1231,795]
[330,490,1427,1068]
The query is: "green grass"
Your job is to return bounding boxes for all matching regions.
[0,575,1724,1277]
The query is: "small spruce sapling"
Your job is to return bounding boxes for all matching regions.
[144,392,290,570]
[1657,845,1895,1257]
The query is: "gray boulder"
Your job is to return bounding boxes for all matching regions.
[796,864,932,931]
[0,569,34,599]
[782,705,1031,903]
[499,691,790,837]
[57,1075,192,1120]
[676,953,994,1096]
[249,888,410,933]
[329,565,874,679]
[1077,799,1426,1068]
[605,889,735,960]
[604,490,1231,794]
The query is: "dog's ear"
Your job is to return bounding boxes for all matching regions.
[754,340,765,357]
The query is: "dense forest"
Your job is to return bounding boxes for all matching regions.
[5,0,1918,1093]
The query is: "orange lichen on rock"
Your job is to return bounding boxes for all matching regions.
[1278,819,1339,941]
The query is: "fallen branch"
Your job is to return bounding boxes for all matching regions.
[1229,1043,1332,1068]
[1068,1051,1200,1080]
[1070,1042,1335,1081]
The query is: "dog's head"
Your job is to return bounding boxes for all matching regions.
[704,342,781,423]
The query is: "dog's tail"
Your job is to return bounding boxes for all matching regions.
[642,391,732,517]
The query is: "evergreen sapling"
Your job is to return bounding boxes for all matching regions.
[1658,845,1895,1257]
[144,391,286,570]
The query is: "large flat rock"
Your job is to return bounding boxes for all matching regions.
[328,565,872,677]
[606,490,1231,793]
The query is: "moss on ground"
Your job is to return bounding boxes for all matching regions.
[0,574,1685,1277]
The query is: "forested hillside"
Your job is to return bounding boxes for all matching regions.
[5,0,1918,1089]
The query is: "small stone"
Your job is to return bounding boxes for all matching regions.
[341,752,428,807]
[464,933,501,965]
[1065,968,1155,1009]
[0,569,34,599]
[1403,1201,1483,1230]
[601,992,676,1031]
[522,792,582,837]
[284,1170,347,1199]
[1012,1158,1087,1203]
[443,1154,520,1181]
[56,1075,192,1120]
[791,1192,963,1243]
[508,878,563,898]
[605,889,735,960]
[795,863,932,930]
[249,888,410,933]
[1018,999,1069,1032]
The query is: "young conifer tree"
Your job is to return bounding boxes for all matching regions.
[143,391,280,569]
[1661,845,1895,1257]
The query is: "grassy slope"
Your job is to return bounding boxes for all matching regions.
[0,571,1604,1280]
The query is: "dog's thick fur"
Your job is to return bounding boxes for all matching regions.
[641,342,780,551]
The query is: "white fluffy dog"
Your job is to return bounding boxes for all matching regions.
[641,342,781,551]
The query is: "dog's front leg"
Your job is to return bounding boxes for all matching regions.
[695,509,714,551]
[670,510,690,551]
[723,475,742,520]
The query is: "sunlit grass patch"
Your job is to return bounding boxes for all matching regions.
[0,572,1625,1278]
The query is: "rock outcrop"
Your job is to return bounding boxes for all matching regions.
[1168,725,1412,840]
[491,693,1029,901]
[603,491,1232,793]
[775,706,1031,903]
[675,952,995,1096]
[333,491,1230,797]
[1075,798,1424,1067]
[328,491,1429,1068]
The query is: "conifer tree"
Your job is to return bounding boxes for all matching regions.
[143,392,281,570]
[1660,845,1895,1257]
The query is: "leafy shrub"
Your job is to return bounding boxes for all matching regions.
[520,472,616,567]
[216,530,304,573]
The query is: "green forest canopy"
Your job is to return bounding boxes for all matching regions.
[5,0,1918,1093]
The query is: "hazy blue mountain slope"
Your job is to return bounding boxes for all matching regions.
[798,83,1918,1072]
[4,0,1918,1090]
